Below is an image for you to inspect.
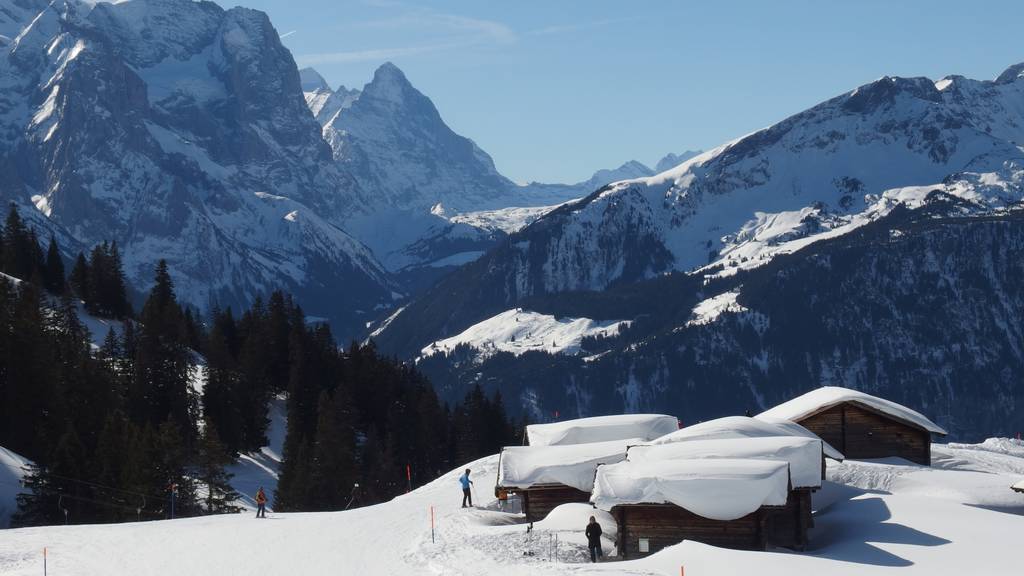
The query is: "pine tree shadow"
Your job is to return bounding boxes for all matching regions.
[807,495,950,567]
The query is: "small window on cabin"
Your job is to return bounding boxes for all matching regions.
[638,538,650,553]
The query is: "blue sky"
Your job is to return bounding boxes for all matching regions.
[221,0,1024,184]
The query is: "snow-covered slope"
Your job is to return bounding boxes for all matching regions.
[0,445,30,528]
[527,67,1024,292]
[3,439,1021,574]
[419,308,630,361]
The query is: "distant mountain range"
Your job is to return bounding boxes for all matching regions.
[375,62,1024,439]
[5,0,1021,438]
[0,0,693,336]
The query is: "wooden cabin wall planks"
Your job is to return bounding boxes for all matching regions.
[612,489,811,558]
[519,485,591,522]
[796,401,932,465]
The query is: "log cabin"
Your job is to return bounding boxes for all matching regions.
[496,437,638,522]
[592,458,810,558]
[758,386,947,466]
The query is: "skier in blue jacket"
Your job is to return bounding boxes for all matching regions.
[459,469,474,507]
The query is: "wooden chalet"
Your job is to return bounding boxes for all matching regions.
[759,386,947,466]
[495,438,638,523]
[593,458,810,558]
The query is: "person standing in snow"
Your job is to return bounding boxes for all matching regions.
[460,469,474,508]
[585,516,603,562]
[255,486,267,518]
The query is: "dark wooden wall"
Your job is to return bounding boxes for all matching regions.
[613,489,811,558]
[519,485,591,522]
[797,401,932,465]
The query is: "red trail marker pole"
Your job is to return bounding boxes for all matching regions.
[430,506,435,543]
[43,547,47,576]
[406,464,412,493]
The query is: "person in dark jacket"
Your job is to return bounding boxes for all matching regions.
[255,487,267,518]
[459,469,474,508]
[585,515,603,562]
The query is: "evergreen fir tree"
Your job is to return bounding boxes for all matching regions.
[69,252,90,301]
[195,427,241,514]
[131,261,192,439]
[43,236,65,294]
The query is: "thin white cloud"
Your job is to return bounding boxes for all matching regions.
[528,17,642,37]
[296,43,457,66]
[279,30,297,39]
[350,11,516,45]
[298,7,516,67]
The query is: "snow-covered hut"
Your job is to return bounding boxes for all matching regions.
[592,458,810,556]
[525,414,678,447]
[496,438,639,522]
[1013,479,1024,494]
[758,386,947,465]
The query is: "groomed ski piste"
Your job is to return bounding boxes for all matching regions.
[2,437,1023,575]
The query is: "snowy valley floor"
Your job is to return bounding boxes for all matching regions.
[1,440,1023,575]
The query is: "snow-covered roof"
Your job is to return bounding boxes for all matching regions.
[1013,479,1024,493]
[591,458,791,521]
[497,438,641,492]
[526,414,678,447]
[627,436,823,489]
[649,415,844,460]
[758,386,947,435]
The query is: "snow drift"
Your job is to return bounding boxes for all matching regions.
[591,458,791,521]
[526,414,678,446]
[627,436,823,489]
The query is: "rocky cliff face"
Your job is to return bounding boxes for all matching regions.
[0,0,393,335]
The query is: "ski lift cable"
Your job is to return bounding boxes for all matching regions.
[0,461,169,500]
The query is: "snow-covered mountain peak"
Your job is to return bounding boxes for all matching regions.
[298,66,329,92]
[995,61,1024,84]
[654,150,701,173]
[361,61,417,105]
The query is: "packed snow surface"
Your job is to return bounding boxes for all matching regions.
[2,439,1024,574]
[0,446,30,528]
[627,436,823,489]
[419,308,630,360]
[758,386,948,435]
[591,458,791,520]
[652,415,844,460]
[526,414,679,447]
[497,438,642,492]
[686,290,748,326]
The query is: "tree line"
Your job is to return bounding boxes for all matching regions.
[0,204,520,526]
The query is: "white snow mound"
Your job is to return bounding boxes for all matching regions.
[0,445,30,528]
[758,386,947,435]
[498,438,641,492]
[628,436,823,489]
[420,308,630,360]
[652,415,844,460]
[527,414,678,447]
[591,458,790,521]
